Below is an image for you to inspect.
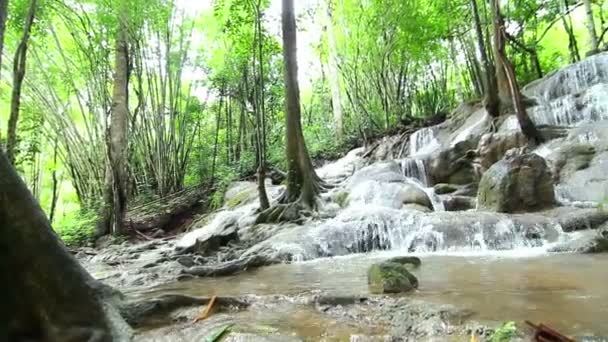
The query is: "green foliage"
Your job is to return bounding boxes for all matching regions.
[210,166,239,210]
[53,210,97,246]
[490,321,517,342]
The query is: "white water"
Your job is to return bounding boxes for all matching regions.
[409,127,440,156]
[400,158,430,186]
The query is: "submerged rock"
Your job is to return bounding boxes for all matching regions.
[367,261,419,294]
[477,151,555,213]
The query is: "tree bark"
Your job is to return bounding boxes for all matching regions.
[561,0,581,63]
[0,152,131,341]
[0,0,7,71]
[490,0,511,109]
[107,19,130,235]
[281,0,323,208]
[470,0,499,118]
[492,0,542,144]
[5,0,37,165]
[583,0,599,54]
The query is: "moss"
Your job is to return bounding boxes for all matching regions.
[333,191,350,208]
[367,261,418,294]
[225,190,253,209]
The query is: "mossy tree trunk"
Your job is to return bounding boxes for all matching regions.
[0,152,130,341]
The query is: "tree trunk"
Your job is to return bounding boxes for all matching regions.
[490,0,511,109]
[107,19,130,236]
[5,0,37,165]
[470,0,500,117]
[49,140,60,224]
[0,0,7,71]
[325,0,343,140]
[281,0,323,207]
[492,0,542,144]
[0,152,132,341]
[254,2,270,211]
[583,0,599,55]
[561,0,581,63]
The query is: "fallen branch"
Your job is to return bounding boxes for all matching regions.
[193,295,217,323]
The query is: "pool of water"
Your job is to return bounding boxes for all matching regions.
[138,250,608,336]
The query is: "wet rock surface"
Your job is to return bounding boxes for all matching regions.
[367,261,419,294]
[477,151,555,213]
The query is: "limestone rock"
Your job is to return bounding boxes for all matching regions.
[433,183,458,195]
[477,151,555,213]
[367,261,419,294]
[397,184,432,209]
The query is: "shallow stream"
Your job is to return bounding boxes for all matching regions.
[136,250,608,337]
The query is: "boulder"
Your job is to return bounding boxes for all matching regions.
[443,196,476,211]
[176,211,240,255]
[433,183,458,195]
[368,261,419,294]
[397,184,432,209]
[548,229,608,253]
[429,140,479,185]
[402,204,432,213]
[477,150,555,213]
[477,131,527,171]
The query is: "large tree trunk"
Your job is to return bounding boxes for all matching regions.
[490,0,511,109]
[0,152,132,341]
[0,0,7,70]
[583,0,599,55]
[281,0,323,208]
[325,0,344,140]
[5,0,37,165]
[106,20,130,235]
[470,0,499,118]
[492,0,542,144]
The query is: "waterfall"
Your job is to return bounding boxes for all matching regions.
[410,127,440,156]
[528,84,608,127]
[400,158,430,186]
[523,52,608,102]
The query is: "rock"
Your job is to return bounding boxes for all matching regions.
[452,183,478,197]
[429,140,479,185]
[477,151,555,213]
[552,207,608,232]
[367,261,419,294]
[549,142,596,183]
[397,184,432,209]
[176,211,240,255]
[402,204,432,213]
[433,183,458,195]
[386,256,421,267]
[443,196,476,211]
[477,131,528,170]
[177,255,196,267]
[549,229,608,253]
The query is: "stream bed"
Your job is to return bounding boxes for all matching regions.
[133,250,608,340]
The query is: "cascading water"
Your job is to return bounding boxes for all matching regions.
[528,84,608,127]
[523,52,608,102]
[400,158,430,186]
[522,53,608,127]
[410,127,440,156]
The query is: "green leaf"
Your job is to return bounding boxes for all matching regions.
[205,324,233,342]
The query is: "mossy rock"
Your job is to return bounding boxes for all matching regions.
[332,190,350,208]
[367,261,419,294]
[386,256,421,268]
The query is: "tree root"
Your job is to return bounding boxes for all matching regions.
[182,254,276,277]
[119,294,249,327]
